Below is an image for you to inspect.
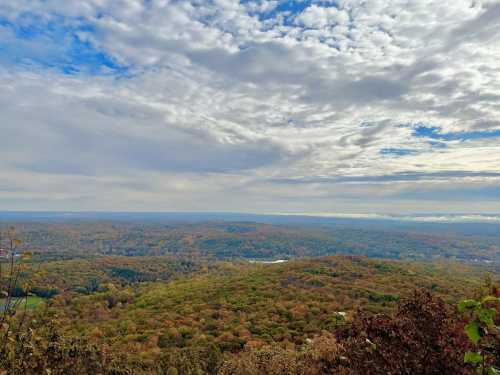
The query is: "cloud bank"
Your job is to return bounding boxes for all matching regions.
[1,0,500,214]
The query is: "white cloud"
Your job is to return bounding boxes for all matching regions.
[294,5,350,28]
[0,0,500,213]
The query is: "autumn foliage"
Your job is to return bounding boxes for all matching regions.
[2,290,497,374]
[220,292,484,375]
[0,224,497,374]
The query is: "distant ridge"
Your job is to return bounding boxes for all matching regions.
[1,211,500,238]
[1,211,499,223]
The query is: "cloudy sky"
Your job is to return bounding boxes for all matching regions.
[1,0,500,214]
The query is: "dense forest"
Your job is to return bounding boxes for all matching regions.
[7,221,500,265]
[0,221,498,374]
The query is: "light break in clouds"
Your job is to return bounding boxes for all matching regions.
[1,0,500,214]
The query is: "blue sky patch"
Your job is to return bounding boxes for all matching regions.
[0,14,127,76]
[244,0,339,24]
[414,125,500,141]
[380,148,417,157]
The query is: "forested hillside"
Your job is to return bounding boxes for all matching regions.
[46,257,485,359]
[9,221,500,265]
[0,223,498,374]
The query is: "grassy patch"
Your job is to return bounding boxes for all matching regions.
[0,296,45,311]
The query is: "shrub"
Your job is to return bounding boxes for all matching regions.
[338,291,473,374]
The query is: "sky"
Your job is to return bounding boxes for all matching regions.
[1,0,500,214]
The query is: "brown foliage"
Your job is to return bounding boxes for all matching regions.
[219,291,477,375]
[340,292,471,375]
[337,291,474,374]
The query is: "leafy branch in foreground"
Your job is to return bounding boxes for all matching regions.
[459,288,500,374]
[0,227,35,367]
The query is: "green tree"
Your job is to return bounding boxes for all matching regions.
[458,295,500,375]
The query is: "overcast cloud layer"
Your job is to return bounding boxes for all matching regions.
[1,0,500,214]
